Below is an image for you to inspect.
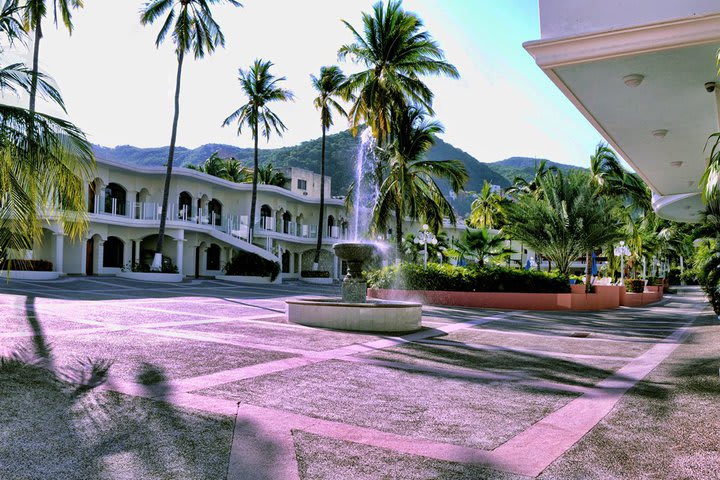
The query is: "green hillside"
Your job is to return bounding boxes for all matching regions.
[486,156,586,183]
[92,132,583,215]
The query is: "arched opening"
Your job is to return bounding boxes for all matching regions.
[282,250,291,273]
[206,243,221,271]
[327,215,335,238]
[179,191,193,220]
[104,183,126,216]
[103,236,124,268]
[208,199,222,226]
[260,204,272,230]
[296,214,305,236]
[88,178,104,213]
[282,211,292,234]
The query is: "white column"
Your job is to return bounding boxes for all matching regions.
[53,233,64,274]
[176,239,185,276]
[289,251,295,274]
[96,240,105,274]
[123,240,132,269]
[133,240,141,265]
[333,255,339,279]
[298,251,303,274]
[79,237,87,275]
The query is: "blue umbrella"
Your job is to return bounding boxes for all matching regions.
[591,251,598,276]
[525,259,531,270]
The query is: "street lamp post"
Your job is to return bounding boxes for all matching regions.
[414,224,437,270]
[614,240,631,284]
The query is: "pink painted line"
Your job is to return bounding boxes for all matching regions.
[169,356,324,392]
[490,315,699,477]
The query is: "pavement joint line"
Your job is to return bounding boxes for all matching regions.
[413,338,637,362]
[488,303,708,478]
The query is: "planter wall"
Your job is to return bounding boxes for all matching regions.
[215,274,281,285]
[117,271,184,283]
[0,270,60,281]
[368,284,663,311]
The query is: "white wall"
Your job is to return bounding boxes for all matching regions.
[539,0,720,39]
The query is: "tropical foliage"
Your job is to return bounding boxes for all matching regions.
[0,4,94,265]
[223,59,293,242]
[311,65,347,268]
[185,152,252,183]
[451,228,514,267]
[141,0,240,269]
[366,263,570,294]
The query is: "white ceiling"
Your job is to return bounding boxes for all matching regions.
[554,43,720,196]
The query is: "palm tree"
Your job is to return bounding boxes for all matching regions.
[468,181,503,229]
[19,0,84,113]
[338,0,458,145]
[372,106,467,255]
[503,170,623,277]
[223,158,252,183]
[505,160,557,199]
[223,59,293,242]
[256,163,288,187]
[0,4,93,264]
[590,143,650,211]
[457,228,514,268]
[186,152,227,177]
[310,65,347,270]
[141,0,241,270]
[701,132,720,203]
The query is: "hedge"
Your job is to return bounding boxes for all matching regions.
[625,279,645,293]
[0,259,53,272]
[224,251,280,281]
[366,263,570,294]
[301,270,330,278]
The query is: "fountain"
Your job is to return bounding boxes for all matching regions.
[286,241,421,332]
[286,129,422,332]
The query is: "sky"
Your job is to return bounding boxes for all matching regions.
[6,0,607,167]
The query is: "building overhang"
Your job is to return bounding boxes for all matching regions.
[524,12,720,222]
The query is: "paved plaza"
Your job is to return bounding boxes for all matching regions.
[0,278,718,479]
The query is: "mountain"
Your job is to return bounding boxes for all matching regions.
[486,156,586,183]
[92,133,583,215]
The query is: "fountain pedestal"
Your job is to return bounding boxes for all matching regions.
[334,242,375,303]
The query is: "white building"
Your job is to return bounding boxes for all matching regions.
[33,158,351,280]
[524,0,720,222]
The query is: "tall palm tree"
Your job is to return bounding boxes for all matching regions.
[0,4,93,264]
[141,0,241,270]
[310,65,347,270]
[19,0,84,114]
[223,59,293,243]
[468,181,503,229]
[338,0,458,145]
[372,106,467,255]
[590,143,650,211]
[505,160,557,199]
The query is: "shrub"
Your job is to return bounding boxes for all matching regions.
[301,270,330,278]
[0,259,53,272]
[366,263,570,293]
[680,269,699,285]
[224,251,280,281]
[625,278,645,293]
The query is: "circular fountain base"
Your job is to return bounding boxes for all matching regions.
[286,297,422,333]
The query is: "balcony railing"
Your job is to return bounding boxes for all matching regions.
[88,197,349,244]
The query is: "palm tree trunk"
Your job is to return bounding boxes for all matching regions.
[313,126,326,269]
[29,21,42,113]
[153,50,184,270]
[248,119,259,244]
[395,206,403,262]
[585,251,592,292]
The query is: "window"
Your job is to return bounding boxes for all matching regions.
[297,179,307,190]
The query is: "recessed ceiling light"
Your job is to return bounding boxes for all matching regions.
[623,74,644,87]
[653,129,668,139]
[670,160,683,167]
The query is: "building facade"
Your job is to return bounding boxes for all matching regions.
[34,158,350,280]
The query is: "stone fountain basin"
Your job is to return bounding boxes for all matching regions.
[286,297,422,333]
